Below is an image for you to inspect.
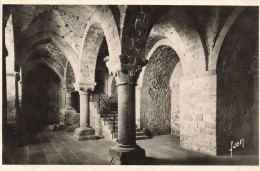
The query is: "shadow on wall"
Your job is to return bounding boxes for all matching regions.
[216,8,259,155]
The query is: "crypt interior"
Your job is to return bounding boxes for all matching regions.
[2,5,259,165]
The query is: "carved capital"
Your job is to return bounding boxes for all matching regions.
[115,64,143,86]
[75,82,96,95]
[105,56,121,76]
[104,55,148,86]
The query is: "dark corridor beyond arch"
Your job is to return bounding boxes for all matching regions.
[23,63,61,131]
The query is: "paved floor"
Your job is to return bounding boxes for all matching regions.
[3,131,259,165]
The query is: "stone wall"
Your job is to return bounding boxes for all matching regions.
[180,73,217,155]
[66,62,75,89]
[140,46,179,135]
[170,62,183,136]
[6,75,16,123]
[216,8,258,155]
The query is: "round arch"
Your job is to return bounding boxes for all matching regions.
[208,7,245,71]
[23,57,64,83]
[138,44,183,135]
[138,38,186,87]
[18,31,80,83]
[79,6,121,79]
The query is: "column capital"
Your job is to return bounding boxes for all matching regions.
[115,64,143,86]
[75,82,96,95]
[105,55,148,86]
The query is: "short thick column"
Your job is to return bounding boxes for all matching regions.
[107,62,146,165]
[74,84,96,141]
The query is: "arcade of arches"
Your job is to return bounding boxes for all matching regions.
[2,5,259,165]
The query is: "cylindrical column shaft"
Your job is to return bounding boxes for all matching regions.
[117,84,136,146]
[74,84,96,141]
[79,92,90,127]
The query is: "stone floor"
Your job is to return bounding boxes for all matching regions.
[3,131,259,165]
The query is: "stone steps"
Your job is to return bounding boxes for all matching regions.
[100,111,118,114]
[99,94,149,141]
[113,130,147,138]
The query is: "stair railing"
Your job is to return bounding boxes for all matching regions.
[91,93,116,139]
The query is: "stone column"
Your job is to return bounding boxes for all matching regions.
[107,61,146,165]
[74,84,96,141]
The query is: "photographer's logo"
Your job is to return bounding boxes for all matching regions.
[229,139,244,157]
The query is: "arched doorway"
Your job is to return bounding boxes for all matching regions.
[140,45,183,135]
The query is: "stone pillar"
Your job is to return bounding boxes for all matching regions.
[107,62,146,165]
[74,84,96,141]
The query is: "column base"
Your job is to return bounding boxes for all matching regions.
[107,144,146,165]
[74,127,96,141]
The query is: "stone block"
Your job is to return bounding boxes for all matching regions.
[74,127,96,141]
[189,121,198,128]
[205,128,213,135]
[108,145,146,165]
[197,121,206,128]
[195,114,203,121]
[183,114,193,121]
[204,134,216,142]
[211,114,216,122]
[206,122,216,129]
[180,120,190,128]
[203,114,212,122]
